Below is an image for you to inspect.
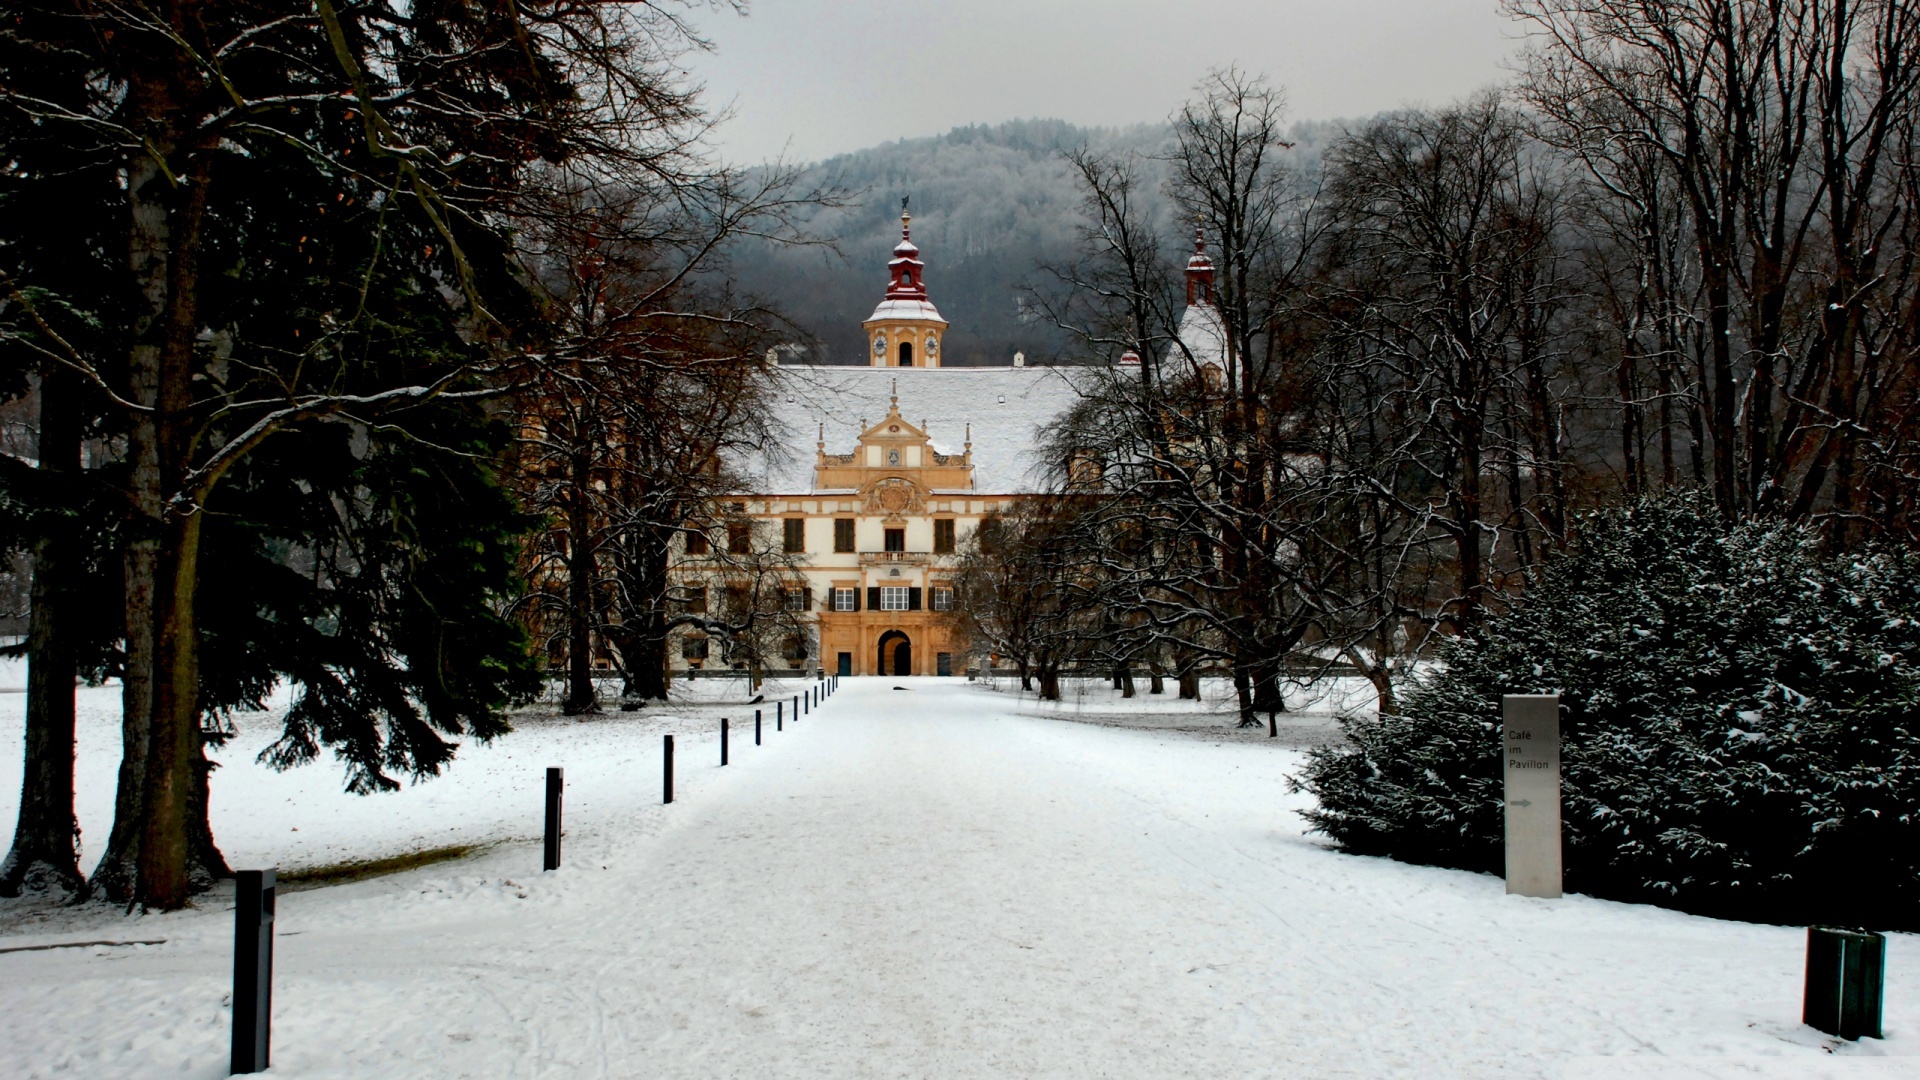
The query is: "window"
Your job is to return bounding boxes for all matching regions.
[884,528,905,552]
[783,518,805,553]
[898,341,914,366]
[834,518,855,553]
[832,587,857,612]
[727,521,750,553]
[680,586,707,614]
[685,528,709,555]
[930,586,954,611]
[781,636,809,662]
[681,637,708,660]
[785,588,808,612]
[933,519,955,554]
[879,586,910,611]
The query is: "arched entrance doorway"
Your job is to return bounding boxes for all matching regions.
[876,630,912,676]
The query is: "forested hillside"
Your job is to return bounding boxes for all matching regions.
[730,118,1343,366]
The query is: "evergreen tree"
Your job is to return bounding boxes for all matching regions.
[1,0,693,907]
[1297,496,1920,928]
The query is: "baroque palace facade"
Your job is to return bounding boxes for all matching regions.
[670,211,1221,678]
[672,211,1082,677]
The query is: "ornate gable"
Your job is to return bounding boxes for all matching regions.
[813,383,975,493]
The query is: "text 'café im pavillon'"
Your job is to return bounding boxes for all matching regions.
[671,206,1224,678]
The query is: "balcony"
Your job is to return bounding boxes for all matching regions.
[859,550,932,567]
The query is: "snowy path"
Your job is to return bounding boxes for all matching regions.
[2,677,1916,1078]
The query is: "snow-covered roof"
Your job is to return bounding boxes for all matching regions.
[743,365,1087,495]
[1164,303,1228,374]
[864,298,947,324]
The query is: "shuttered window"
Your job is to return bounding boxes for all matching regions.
[879,586,909,611]
[933,519,955,553]
[834,519,855,553]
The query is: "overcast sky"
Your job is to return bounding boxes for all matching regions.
[683,1,1524,164]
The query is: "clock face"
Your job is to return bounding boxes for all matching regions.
[925,337,938,356]
[873,336,886,357]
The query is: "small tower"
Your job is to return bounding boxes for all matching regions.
[862,201,949,367]
[1186,221,1216,306]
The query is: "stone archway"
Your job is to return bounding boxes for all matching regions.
[876,629,912,676]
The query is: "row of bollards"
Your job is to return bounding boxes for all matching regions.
[229,676,851,1074]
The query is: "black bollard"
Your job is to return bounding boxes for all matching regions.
[543,767,563,871]
[803,691,809,716]
[663,735,675,804]
[721,719,729,766]
[231,869,276,1075]
[777,700,783,728]
[1805,927,1886,1039]
[756,709,762,744]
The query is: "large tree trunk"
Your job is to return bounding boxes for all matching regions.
[135,506,208,910]
[122,88,219,909]
[1232,661,1257,727]
[621,534,672,703]
[91,137,173,905]
[1038,660,1060,701]
[1345,646,1399,717]
[1,373,85,898]
[1251,657,1284,717]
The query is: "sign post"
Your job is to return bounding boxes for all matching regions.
[543,767,563,871]
[1502,694,1562,899]
[231,869,276,1075]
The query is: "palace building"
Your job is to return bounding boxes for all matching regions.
[670,211,1225,678]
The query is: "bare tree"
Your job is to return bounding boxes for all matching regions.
[1510,0,1920,538]
[1322,95,1578,627]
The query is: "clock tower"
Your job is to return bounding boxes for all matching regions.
[861,205,948,367]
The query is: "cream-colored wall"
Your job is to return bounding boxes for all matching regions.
[666,496,1017,674]
[862,320,945,368]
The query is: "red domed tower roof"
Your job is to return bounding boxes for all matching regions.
[867,203,946,325]
[886,210,928,300]
[1186,221,1215,306]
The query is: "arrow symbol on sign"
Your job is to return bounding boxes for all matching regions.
[1509,799,1533,807]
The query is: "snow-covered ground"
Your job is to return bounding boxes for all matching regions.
[0,659,816,886]
[0,672,1914,1078]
